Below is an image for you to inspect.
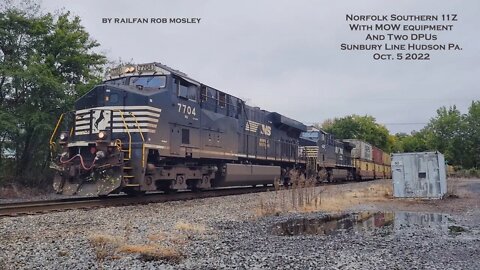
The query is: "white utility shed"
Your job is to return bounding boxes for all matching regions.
[392,152,447,199]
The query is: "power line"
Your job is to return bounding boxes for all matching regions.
[303,121,428,126]
[382,123,427,125]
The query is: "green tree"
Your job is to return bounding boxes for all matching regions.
[394,130,429,153]
[0,2,106,186]
[321,115,391,151]
[465,101,480,168]
[424,105,467,167]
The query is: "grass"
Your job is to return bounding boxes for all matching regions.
[148,232,188,245]
[175,221,207,241]
[87,221,207,264]
[118,244,183,262]
[0,183,49,199]
[446,178,459,198]
[448,225,467,234]
[88,234,123,261]
[256,175,393,216]
[57,250,69,257]
[175,221,206,233]
[147,232,169,242]
[453,168,480,178]
[313,183,391,212]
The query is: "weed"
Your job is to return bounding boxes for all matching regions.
[452,168,480,178]
[147,232,169,242]
[448,225,466,234]
[255,195,281,217]
[170,235,188,245]
[256,176,392,216]
[118,244,183,262]
[87,234,122,262]
[175,221,205,232]
[148,231,188,245]
[175,221,206,239]
[446,178,459,198]
[88,221,205,264]
[57,250,69,257]
[0,183,48,199]
[123,218,133,242]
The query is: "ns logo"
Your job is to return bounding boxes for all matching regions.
[245,120,271,136]
[260,124,272,136]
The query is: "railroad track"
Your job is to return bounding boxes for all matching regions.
[0,179,383,218]
[0,186,271,218]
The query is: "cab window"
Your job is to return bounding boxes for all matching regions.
[218,92,226,108]
[177,79,197,101]
[201,87,208,102]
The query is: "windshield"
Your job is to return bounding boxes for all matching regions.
[129,75,166,88]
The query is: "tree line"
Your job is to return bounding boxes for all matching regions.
[320,102,480,170]
[0,2,106,187]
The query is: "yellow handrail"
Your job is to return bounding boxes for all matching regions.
[49,113,65,146]
[128,112,146,166]
[114,139,122,151]
[115,110,132,159]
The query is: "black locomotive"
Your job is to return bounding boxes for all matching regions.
[50,63,307,196]
[299,128,356,182]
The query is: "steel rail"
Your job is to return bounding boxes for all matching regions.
[0,186,272,218]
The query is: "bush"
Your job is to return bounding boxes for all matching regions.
[453,168,480,178]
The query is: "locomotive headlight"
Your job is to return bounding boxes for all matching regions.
[98,131,107,140]
[124,66,135,73]
[59,132,68,141]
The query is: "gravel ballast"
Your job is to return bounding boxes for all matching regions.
[1,178,479,269]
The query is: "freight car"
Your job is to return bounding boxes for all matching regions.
[299,127,391,182]
[50,63,307,196]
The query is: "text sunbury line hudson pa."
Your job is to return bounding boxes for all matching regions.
[340,43,456,51]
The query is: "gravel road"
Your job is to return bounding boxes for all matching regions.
[0,178,479,269]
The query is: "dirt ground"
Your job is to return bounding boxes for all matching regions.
[255,177,480,216]
[0,178,479,269]
[359,178,480,215]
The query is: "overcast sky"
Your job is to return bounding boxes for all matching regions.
[41,0,479,134]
